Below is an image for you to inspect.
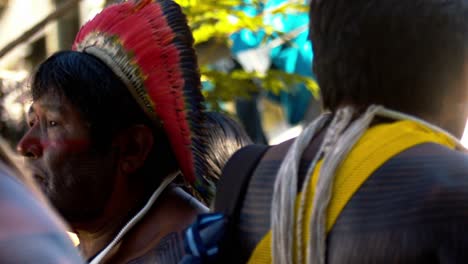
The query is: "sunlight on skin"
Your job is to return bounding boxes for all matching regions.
[462,119,468,148]
[68,232,80,246]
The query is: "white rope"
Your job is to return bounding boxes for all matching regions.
[308,105,381,264]
[271,114,330,264]
[89,172,178,264]
[296,106,356,264]
[270,104,464,264]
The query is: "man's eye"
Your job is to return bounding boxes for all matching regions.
[48,121,58,127]
[28,117,37,128]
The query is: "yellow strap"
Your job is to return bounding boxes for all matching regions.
[248,120,456,264]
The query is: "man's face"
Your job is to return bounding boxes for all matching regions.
[17,91,116,223]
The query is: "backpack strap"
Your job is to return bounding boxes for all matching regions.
[214,144,270,263]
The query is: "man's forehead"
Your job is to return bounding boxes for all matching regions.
[30,92,68,113]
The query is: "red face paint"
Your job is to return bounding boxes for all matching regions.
[42,139,92,153]
[17,91,118,223]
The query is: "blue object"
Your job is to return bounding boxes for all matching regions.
[180,213,228,264]
[231,0,315,125]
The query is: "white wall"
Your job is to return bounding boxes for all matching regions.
[79,0,105,26]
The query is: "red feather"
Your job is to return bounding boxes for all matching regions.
[73,0,208,192]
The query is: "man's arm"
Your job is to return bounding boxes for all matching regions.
[431,155,468,263]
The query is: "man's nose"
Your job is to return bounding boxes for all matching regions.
[17,129,43,159]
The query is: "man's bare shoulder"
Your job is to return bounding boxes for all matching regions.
[328,143,468,263]
[126,232,184,264]
[118,187,205,264]
[422,145,468,216]
[336,143,468,227]
[410,144,468,204]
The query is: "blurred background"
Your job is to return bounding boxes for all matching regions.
[0,0,466,148]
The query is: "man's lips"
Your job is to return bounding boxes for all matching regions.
[31,171,48,193]
[32,173,45,183]
[27,165,48,187]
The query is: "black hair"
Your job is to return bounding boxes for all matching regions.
[203,112,252,187]
[31,51,178,188]
[309,0,468,116]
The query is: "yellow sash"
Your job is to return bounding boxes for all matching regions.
[248,120,457,264]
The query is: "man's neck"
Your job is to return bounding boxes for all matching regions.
[105,186,208,263]
[69,177,206,263]
[72,183,150,260]
[74,220,123,261]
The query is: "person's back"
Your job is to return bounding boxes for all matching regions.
[208,0,468,263]
[233,130,468,263]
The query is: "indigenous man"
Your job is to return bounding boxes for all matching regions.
[209,0,468,263]
[17,0,249,263]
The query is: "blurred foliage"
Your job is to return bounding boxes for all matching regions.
[175,0,319,110]
[0,78,28,147]
[202,67,319,111]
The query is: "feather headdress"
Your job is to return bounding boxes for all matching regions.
[72,0,212,200]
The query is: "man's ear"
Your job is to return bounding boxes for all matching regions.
[113,125,154,175]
